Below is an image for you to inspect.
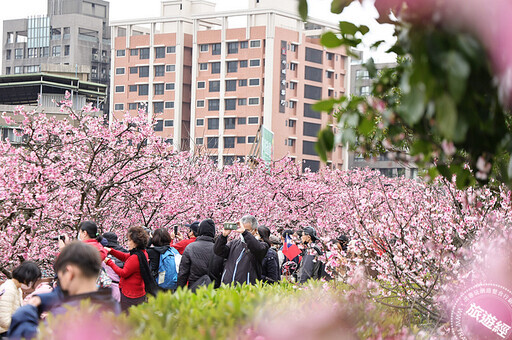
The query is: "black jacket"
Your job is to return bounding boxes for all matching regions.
[147,245,170,281]
[214,230,269,285]
[262,247,280,283]
[177,235,215,288]
[297,242,324,283]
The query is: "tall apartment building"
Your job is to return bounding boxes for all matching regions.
[348,61,418,179]
[2,0,111,112]
[111,0,347,170]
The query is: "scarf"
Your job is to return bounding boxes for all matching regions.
[130,248,159,297]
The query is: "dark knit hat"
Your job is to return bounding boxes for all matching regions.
[102,232,119,246]
[198,219,215,238]
[185,221,200,236]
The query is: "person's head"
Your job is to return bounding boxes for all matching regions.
[198,219,215,238]
[302,226,317,244]
[336,235,349,252]
[270,235,282,249]
[152,228,172,247]
[102,232,119,247]
[127,226,150,250]
[281,229,294,241]
[185,221,200,238]
[79,221,101,242]
[257,226,272,247]
[12,261,42,290]
[54,241,101,295]
[240,215,258,234]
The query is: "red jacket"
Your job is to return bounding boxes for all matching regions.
[83,239,108,261]
[106,249,148,298]
[172,237,196,255]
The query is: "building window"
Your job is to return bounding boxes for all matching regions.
[326,52,334,60]
[304,84,322,100]
[248,98,259,105]
[360,86,370,95]
[238,98,247,106]
[130,48,138,56]
[304,102,321,119]
[196,137,203,145]
[290,43,298,52]
[128,103,138,110]
[6,67,11,74]
[290,82,296,90]
[212,43,221,55]
[64,45,70,56]
[328,89,334,97]
[237,136,245,144]
[115,85,124,93]
[356,69,370,79]
[227,42,238,54]
[164,119,174,127]
[249,78,260,86]
[288,119,296,127]
[211,62,220,74]
[196,100,205,108]
[302,141,318,156]
[224,137,235,148]
[28,48,37,58]
[249,59,260,67]
[289,63,297,71]
[305,66,323,82]
[208,99,220,111]
[155,65,165,77]
[250,40,261,48]
[155,47,165,58]
[248,136,256,143]
[166,64,176,72]
[199,63,208,71]
[238,117,246,125]
[15,48,24,59]
[226,80,237,91]
[238,79,247,87]
[154,102,164,113]
[200,44,209,52]
[7,32,14,43]
[240,60,248,68]
[14,66,22,74]
[248,117,259,124]
[129,85,137,92]
[225,99,236,111]
[129,67,138,74]
[139,66,149,77]
[197,81,206,89]
[326,70,333,79]
[154,83,165,95]
[227,61,238,73]
[303,122,321,137]
[52,46,61,57]
[208,118,219,130]
[138,84,149,95]
[209,80,220,92]
[289,101,296,109]
[116,67,125,75]
[165,101,174,109]
[166,83,175,90]
[6,50,11,60]
[167,46,176,53]
[207,137,218,149]
[196,118,204,126]
[114,103,124,111]
[140,47,150,59]
[154,120,164,131]
[117,49,125,57]
[305,47,323,64]
[240,41,248,49]
[225,117,236,129]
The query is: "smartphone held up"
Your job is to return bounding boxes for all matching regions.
[223,222,238,230]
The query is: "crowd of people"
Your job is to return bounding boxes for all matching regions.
[0,216,349,339]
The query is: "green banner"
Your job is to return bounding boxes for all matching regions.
[261,126,274,163]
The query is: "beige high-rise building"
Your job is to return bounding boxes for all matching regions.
[110,0,348,171]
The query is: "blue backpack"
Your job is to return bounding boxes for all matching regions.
[157,247,181,290]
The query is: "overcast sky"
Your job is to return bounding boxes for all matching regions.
[0,0,395,69]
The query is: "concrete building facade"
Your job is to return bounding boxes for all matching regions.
[110,0,347,170]
[348,61,418,179]
[2,0,110,112]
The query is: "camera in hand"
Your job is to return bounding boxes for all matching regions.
[51,235,65,241]
[223,222,238,230]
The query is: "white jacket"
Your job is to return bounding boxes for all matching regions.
[0,280,23,333]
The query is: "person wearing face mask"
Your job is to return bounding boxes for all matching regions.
[214,215,269,285]
[0,261,41,337]
[7,242,119,339]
